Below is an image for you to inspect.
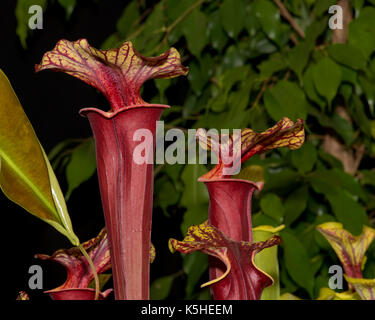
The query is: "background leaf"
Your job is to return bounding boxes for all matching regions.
[220,0,245,39]
[150,274,175,300]
[312,57,342,107]
[281,230,315,298]
[65,138,97,200]
[260,193,285,224]
[264,80,308,121]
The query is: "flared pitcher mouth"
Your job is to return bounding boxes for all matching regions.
[79,103,170,119]
[198,177,263,191]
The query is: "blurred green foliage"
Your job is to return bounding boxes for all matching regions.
[16,0,375,299]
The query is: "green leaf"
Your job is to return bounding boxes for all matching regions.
[331,113,355,146]
[360,170,375,186]
[15,0,47,48]
[288,41,312,80]
[318,149,344,170]
[226,81,253,115]
[350,95,372,137]
[164,164,184,192]
[155,176,179,216]
[284,186,309,226]
[132,2,165,53]
[0,69,78,245]
[207,10,228,51]
[326,192,367,236]
[150,274,175,300]
[166,0,196,20]
[116,1,140,38]
[252,212,280,228]
[183,251,208,299]
[307,169,368,235]
[310,169,366,201]
[348,7,375,59]
[331,168,367,202]
[245,2,260,37]
[188,54,213,95]
[188,62,206,95]
[291,143,317,174]
[196,288,211,300]
[219,0,245,38]
[219,66,251,92]
[327,44,366,70]
[264,80,308,121]
[58,0,76,20]
[47,138,82,170]
[312,57,342,107]
[263,168,300,195]
[314,0,337,17]
[281,230,315,298]
[258,53,287,79]
[302,65,325,108]
[305,19,327,43]
[260,193,285,224]
[65,138,97,200]
[180,204,208,235]
[280,262,298,294]
[182,8,207,56]
[180,164,209,207]
[248,105,269,132]
[358,75,375,116]
[254,0,284,46]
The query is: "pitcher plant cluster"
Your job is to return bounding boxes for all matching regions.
[2,38,372,301]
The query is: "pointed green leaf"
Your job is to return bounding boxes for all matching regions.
[264,80,308,121]
[260,193,285,224]
[65,138,97,200]
[150,274,175,300]
[182,8,207,56]
[291,142,317,174]
[281,230,315,298]
[183,251,208,299]
[327,44,366,70]
[180,164,209,207]
[0,69,78,245]
[313,57,342,107]
[284,186,309,226]
[220,0,245,38]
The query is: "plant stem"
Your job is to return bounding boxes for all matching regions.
[274,0,305,39]
[78,243,99,300]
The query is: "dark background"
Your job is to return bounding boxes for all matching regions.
[2,0,183,300]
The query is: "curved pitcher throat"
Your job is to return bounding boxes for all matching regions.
[203,179,267,300]
[80,104,169,300]
[203,179,260,243]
